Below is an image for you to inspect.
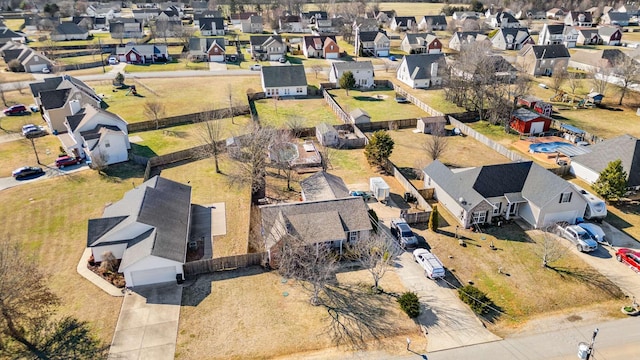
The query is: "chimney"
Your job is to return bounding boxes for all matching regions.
[430,61,438,78]
[69,99,81,115]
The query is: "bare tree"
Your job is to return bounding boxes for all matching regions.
[225,84,236,124]
[590,61,612,95]
[277,234,338,306]
[347,233,399,291]
[320,144,337,171]
[382,59,397,73]
[536,227,567,268]
[311,64,323,79]
[612,53,640,106]
[272,94,280,114]
[550,63,568,95]
[286,115,306,138]
[423,133,448,161]
[90,151,110,175]
[144,101,166,129]
[567,71,582,99]
[269,131,297,191]
[177,26,196,50]
[195,109,225,173]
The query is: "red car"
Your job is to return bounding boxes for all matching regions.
[616,248,640,273]
[55,156,81,168]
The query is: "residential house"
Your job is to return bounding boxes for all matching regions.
[0,23,26,45]
[115,44,169,64]
[517,95,552,117]
[353,17,379,33]
[50,22,89,41]
[417,116,446,135]
[452,54,517,83]
[525,9,547,19]
[577,29,603,45]
[250,35,286,61]
[199,17,225,36]
[569,49,626,73]
[61,102,130,164]
[518,44,571,76]
[260,196,372,266]
[546,8,567,20]
[490,27,533,50]
[423,160,587,228]
[87,176,192,287]
[564,12,594,27]
[418,15,447,31]
[261,65,307,98]
[301,11,329,25]
[486,11,521,28]
[279,15,305,33]
[187,37,225,62]
[329,61,375,88]
[452,12,483,21]
[599,26,623,45]
[355,30,390,57]
[570,134,640,189]
[193,10,223,26]
[401,33,442,54]
[349,109,371,124]
[374,10,396,25]
[86,5,120,19]
[154,17,183,37]
[71,16,95,31]
[29,75,107,133]
[0,41,52,73]
[448,31,487,51]
[601,11,630,26]
[316,17,344,34]
[617,4,640,16]
[302,35,340,59]
[230,12,258,25]
[241,15,263,33]
[538,23,578,48]
[24,15,59,31]
[510,108,552,134]
[110,18,144,39]
[300,171,350,202]
[396,53,445,89]
[390,16,417,32]
[132,8,161,22]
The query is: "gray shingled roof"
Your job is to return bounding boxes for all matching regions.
[349,108,370,119]
[545,24,565,35]
[422,15,447,26]
[402,53,445,80]
[301,171,350,201]
[250,34,282,46]
[199,17,224,31]
[261,65,307,88]
[599,26,621,37]
[528,44,571,59]
[53,22,88,35]
[29,76,64,97]
[571,134,640,187]
[39,88,71,109]
[473,162,532,198]
[423,160,486,211]
[512,107,550,122]
[393,16,416,26]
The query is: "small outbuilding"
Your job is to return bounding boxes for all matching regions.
[350,108,371,124]
[510,108,552,135]
[587,92,604,105]
[316,122,339,147]
[518,95,553,117]
[417,116,447,135]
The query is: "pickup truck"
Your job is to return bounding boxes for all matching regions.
[390,218,418,249]
[556,223,598,252]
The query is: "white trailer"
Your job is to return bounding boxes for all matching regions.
[571,184,607,221]
[369,177,390,202]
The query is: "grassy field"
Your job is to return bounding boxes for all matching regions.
[0,89,43,132]
[0,135,62,177]
[254,98,342,128]
[88,76,262,123]
[328,88,429,122]
[176,267,420,359]
[124,59,209,72]
[56,54,108,65]
[0,168,147,346]
[415,209,626,335]
[130,116,252,157]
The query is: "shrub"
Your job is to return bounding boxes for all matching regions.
[8,59,24,72]
[458,285,492,314]
[368,209,379,233]
[397,291,420,318]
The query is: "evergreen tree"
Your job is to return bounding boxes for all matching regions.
[593,159,628,202]
[364,130,394,168]
[339,71,356,95]
[429,205,439,232]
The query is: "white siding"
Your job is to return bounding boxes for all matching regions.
[123,255,183,287]
[91,243,128,262]
[130,266,176,287]
[570,162,599,184]
[264,86,307,98]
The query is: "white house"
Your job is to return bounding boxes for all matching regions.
[86,176,192,287]
[261,65,308,98]
[329,61,375,88]
[396,54,445,89]
[423,160,587,228]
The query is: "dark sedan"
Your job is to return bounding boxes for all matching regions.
[12,166,44,179]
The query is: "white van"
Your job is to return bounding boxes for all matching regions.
[413,249,446,279]
[571,184,607,221]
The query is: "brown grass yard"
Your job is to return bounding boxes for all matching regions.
[328,88,428,122]
[415,207,626,336]
[176,267,421,360]
[255,98,342,128]
[0,135,61,177]
[0,169,147,346]
[88,75,262,123]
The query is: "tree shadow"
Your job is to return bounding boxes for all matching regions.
[548,266,625,298]
[483,223,535,243]
[130,143,157,158]
[182,266,266,306]
[353,96,383,102]
[103,161,145,180]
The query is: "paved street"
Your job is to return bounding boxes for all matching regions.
[0,163,89,191]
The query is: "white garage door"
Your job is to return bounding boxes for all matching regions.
[377,50,389,57]
[130,266,176,287]
[543,210,580,227]
[530,121,545,134]
[209,55,224,62]
[326,53,339,59]
[269,54,282,61]
[28,64,48,73]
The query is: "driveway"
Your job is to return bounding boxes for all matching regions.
[393,252,501,352]
[109,284,182,360]
[208,62,227,71]
[0,164,90,191]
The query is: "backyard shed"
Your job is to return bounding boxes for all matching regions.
[510,108,552,135]
[370,177,390,202]
[316,122,339,147]
[350,108,371,124]
[517,95,552,116]
[587,92,604,104]
[417,116,447,135]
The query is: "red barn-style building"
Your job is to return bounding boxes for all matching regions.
[510,108,552,135]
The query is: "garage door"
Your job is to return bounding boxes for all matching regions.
[543,210,580,227]
[130,266,176,287]
[530,121,545,134]
[209,55,224,62]
[377,50,389,57]
[28,64,47,73]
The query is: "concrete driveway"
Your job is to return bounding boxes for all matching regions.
[394,252,501,352]
[109,284,182,360]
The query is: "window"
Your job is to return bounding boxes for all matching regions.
[493,203,502,215]
[349,231,358,242]
[560,192,572,203]
[472,211,487,224]
[105,141,110,148]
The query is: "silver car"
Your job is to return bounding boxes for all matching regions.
[578,223,608,245]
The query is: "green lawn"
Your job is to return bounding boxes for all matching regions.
[124,59,209,72]
[328,88,429,121]
[254,98,342,128]
[56,54,108,65]
[0,135,62,177]
[467,121,519,145]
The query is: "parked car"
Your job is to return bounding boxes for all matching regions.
[616,248,640,273]
[41,67,50,73]
[55,156,81,168]
[108,56,119,65]
[29,104,39,112]
[413,248,445,279]
[12,166,44,179]
[250,64,262,71]
[279,57,287,63]
[556,224,598,252]
[24,127,46,138]
[390,218,418,249]
[3,104,28,115]
[395,95,409,103]
[577,223,608,245]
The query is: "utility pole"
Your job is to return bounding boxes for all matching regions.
[99,38,105,73]
[29,138,41,165]
[578,328,599,360]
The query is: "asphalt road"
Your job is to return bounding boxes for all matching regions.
[0,163,89,191]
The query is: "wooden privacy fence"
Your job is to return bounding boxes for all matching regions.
[380,80,445,117]
[127,106,250,133]
[322,88,351,124]
[143,143,220,180]
[183,252,267,277]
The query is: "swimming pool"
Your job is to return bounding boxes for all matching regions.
[529,142,574,153]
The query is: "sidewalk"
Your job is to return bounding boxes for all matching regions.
[76,248,124,297]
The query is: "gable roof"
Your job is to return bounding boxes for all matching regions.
[421,15,447,26]
[0,27,25,39]
[250,34,283,46]
[572,134,640,187]
[349,108,370,119]
[301,171,350,201]
[39,88,72,109]
[566,11,593,22]
[261,65,307,88]
[494,27,530,43]
[188,37,225,53]
[599,26,621,37]
[512,107,550,122]
[401,53,445,80]
[404,32,438,47]
[605,11,630,21]
[199,17,224,31]
[358,30,387,42]
[52,22,88,35]
[521,44,570,59]
[333,60,374,73]
[393,16,416,26]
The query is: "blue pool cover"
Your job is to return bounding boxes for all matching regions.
[529,142,574,153]
[560,124,585,134]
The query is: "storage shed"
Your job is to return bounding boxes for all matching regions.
[417,116,447,135]
[349,108,371,124]
[316,122,339,147]
[587,92,604,104]
[510,108,552,135]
